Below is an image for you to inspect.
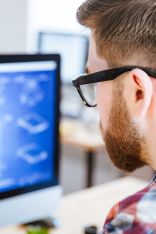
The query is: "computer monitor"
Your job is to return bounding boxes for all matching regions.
[0,54,61,227]
[38,32,88,83]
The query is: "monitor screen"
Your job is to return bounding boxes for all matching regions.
[0,55,60,198]
[38,32,88,83]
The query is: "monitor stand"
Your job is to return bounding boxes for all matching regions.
[21,217,61,229]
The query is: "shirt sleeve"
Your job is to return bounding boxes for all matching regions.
[101,186,156,234]
[100,179,156,234]
[103,205,135,233]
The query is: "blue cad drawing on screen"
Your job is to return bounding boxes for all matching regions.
[0,61,57,193]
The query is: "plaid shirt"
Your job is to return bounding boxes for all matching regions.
[102,175,156,234]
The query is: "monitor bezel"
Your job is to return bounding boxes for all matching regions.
[38,31,89,84]
[0,54,61,200]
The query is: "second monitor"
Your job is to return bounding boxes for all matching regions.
[38,31,88,83]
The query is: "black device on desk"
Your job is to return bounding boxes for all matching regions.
[0,54,62,227]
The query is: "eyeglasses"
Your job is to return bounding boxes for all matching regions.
[72,66,156,107]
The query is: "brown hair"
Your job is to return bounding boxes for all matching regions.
[77,0,156,67]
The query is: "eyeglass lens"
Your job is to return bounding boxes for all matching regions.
[80,83,97,106]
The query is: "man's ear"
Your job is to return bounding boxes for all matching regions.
[124,68,153,117]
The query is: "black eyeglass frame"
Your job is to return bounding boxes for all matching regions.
[72,66,156,107]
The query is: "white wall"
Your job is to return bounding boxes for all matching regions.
[27,0,86,52]
[0,0,86,53]
[0,0,28,53]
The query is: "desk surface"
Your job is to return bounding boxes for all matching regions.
[61,119,104,151]
[0,177,148,234]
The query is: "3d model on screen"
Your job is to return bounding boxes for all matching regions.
[20,80,44,107]
[14,73,49,107]
[17,143,48,165]
[17,113,49,134]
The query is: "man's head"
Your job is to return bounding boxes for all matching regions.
[77,0,156,172]
[77,0,156,67]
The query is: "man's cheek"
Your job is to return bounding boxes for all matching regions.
[97,83,112,130]
[97,106,109,133]
[97,98,110,131]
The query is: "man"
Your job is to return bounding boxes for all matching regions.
[72,0,156,233]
